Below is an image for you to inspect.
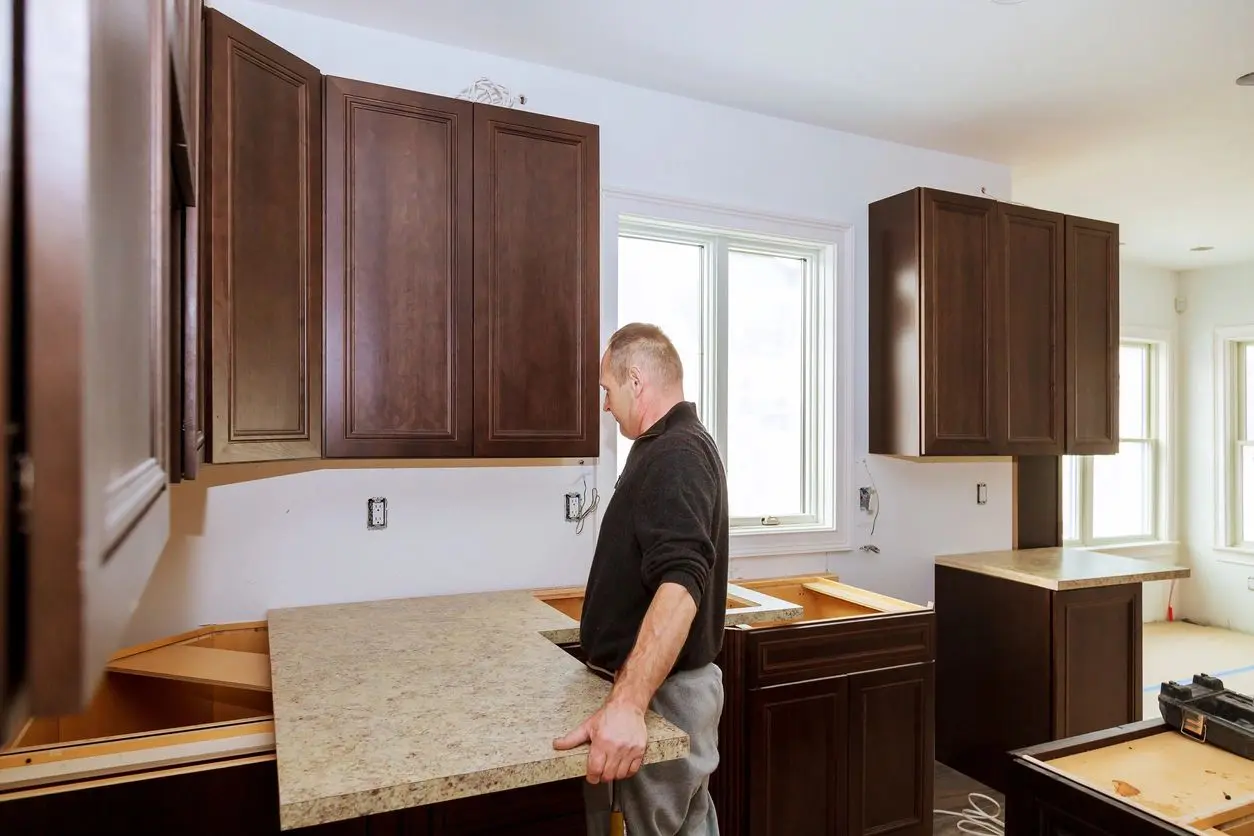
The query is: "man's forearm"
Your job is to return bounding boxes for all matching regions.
[607,581,698,713]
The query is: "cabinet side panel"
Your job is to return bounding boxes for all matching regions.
[935,565,1053,793]
[1065,216,1119,455]
[869,189,921,456]
[0,0,14,741]
[1002,205,1065,454]
[472,105,599,458]
[323,77,473,458]
[205,10,322,462]
[710,627,748,836]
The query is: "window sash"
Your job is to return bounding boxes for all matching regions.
[616,218,830,530]
[1063,340,1161,546]
[1233,341,1253,547]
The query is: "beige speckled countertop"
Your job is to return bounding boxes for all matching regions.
[266,583,801,830]
[934,546,1190,591]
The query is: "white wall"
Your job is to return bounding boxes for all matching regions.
[126,0,1016,644]
[1116,261,1183,622]
[1176,261,1254,634]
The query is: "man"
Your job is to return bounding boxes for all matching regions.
[553,322,730,836]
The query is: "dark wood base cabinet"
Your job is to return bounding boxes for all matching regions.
[935,564,1142,794]
[1006,718,1254,836]
[0,575,936,835]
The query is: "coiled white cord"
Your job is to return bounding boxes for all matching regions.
[934,792,1005,835]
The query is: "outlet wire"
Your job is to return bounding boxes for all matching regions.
[934,792,1004,835]
[571,476,599,535]
[858,458,881,553]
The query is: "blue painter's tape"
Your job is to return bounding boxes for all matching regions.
[1142,662,1254,693]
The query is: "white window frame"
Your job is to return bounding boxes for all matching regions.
[1214,326,1254,558]
[599,189,854,559]
[1063,328,1174,549]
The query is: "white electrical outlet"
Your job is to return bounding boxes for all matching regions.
[565,493,581,522]
[367,497,387,530]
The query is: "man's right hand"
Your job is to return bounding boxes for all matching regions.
[553,699,648,783]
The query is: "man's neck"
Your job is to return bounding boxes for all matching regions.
[635,394,684,437]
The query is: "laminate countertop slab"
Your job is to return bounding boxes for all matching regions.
[266,583,801,830]
[934,546,1190,591]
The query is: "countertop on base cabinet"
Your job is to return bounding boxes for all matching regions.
[934,547,1190,794]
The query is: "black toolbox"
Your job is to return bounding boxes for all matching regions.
[1158,674,1254,760]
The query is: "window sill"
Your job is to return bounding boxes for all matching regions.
[729,525,851,559]
[1215,546,1254,567]
[1078,540,1181,561]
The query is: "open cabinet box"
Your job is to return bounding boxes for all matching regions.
[1009,718,1254,836]
[0,622,276,799]
[732,575,930,625]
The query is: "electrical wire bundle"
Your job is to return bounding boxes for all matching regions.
[934,791,1005,835]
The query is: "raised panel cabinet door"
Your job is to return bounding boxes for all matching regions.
[204,9,322,463]
[1000,204,1065,454]
[1051,584,1142,740]
[324,77,474,458]
[0,0,13,743]
[1064,215,1119,455]
[24,0,173,715]
[747,678,849,836]
[472,105,599,458]
[846,663,935,836]
[919,188,1002,455]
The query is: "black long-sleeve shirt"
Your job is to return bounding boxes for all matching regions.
[580,401,729,676]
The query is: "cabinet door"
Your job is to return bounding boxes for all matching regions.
[1064,215,1119,455]
[323,77,474,458]
[203,10,322,463]
[1051,584,1141,739]
[24,0,173,715]
[1000,204,1065,455]
[747,678,848,836]
[472,105,599,458]
[847,663,934,836]
[0,0,13,742]
[919,189,1001,455]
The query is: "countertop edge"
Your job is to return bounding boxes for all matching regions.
[935,556,1192,591]
[277,734,691,831]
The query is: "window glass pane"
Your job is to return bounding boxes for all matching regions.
[1243,343,1253,441]
[1061,456,1080,542]
[1091,441,1151,540]
[1119,344,1148,439]
[615,235,704,474]
[1243,443,1254,543]
[726,249,806,518]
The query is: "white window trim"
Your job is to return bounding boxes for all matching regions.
[598,188,854,559]
[1213,325,1254,558]
[1064,326,1175,549]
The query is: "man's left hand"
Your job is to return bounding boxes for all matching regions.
[552,699,647,783]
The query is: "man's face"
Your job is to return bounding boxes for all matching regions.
[599,350,640,439]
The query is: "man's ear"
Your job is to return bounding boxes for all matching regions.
[628,365,644,392]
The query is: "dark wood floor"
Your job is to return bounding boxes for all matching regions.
[934,760,1005,835]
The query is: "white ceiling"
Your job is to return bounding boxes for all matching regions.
[258,0,1254,272]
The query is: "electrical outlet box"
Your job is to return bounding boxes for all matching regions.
[976,482,988,505]
[565,493,581,522]
[367,497,387,530]
[858,487,873,512]
[1248,576,1254,592]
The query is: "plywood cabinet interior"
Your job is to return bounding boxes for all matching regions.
[868,186,1118,458]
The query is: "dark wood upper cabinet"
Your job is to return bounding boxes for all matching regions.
[203,12,601,463]
[323,77,475,458]
[472,105,600,459]
[202,9,323,463]
[869,186,1118,458]
[22,0,174,718]
[1065,215,1120,455]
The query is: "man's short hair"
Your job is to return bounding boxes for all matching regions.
[606,322,683,387]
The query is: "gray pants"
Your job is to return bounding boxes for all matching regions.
[583,663,724,836]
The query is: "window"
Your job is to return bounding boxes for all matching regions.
[606,192,850,557]
[1063,338,1168,546]
[1217,330,1254,551]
